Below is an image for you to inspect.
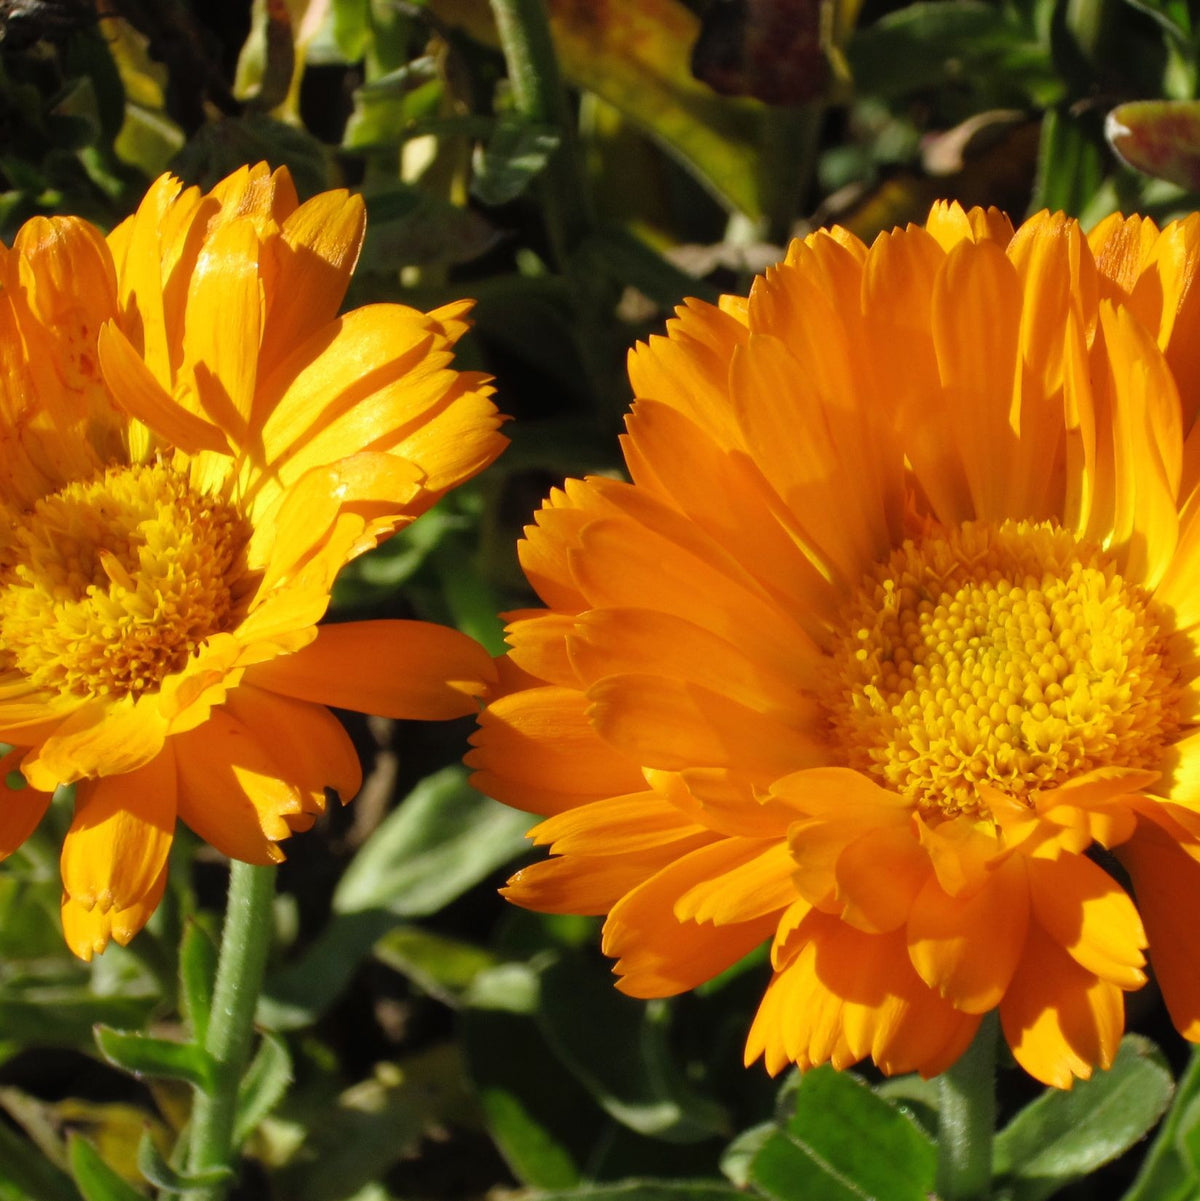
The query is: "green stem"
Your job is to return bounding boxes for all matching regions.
[937,1015,997,1201]
[182,861,276,1201]
[489,0,592,266]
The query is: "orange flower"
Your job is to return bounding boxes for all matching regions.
[0,163,507,958]
[469,202,1200,1087]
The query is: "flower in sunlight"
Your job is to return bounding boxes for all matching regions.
[469,201,1200,1087]
[0,163,506,959]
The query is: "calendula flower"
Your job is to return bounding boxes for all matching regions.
[0,163,506,959]
[469,202,1200,1088]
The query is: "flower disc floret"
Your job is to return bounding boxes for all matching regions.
[824,520,1182,814]
[0,461,253,700]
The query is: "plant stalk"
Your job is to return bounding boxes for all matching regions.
[489,0,592,266]
[937,1014,998,1201]
[181,861,276,1201]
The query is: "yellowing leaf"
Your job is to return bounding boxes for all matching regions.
[430,0,770,218]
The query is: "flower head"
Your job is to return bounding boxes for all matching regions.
[469,202,1200,1087]
[0,163,507,958]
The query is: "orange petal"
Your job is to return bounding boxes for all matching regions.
[1026,853,1145,988]
[60,750,176,913]
[173,706,309,864]
[568,605,816,722]
[1000,922,1123,1087]
[467,686,645,815]
[1118,818,1200,1039]
[907,853,1029,1013]
[586,672,827,779]
[0,747,53,857]
[621,399,841,632]
[25,696,170,792]
[243,619,496,720]
[601,843,778,996]
[673,839,797,925]
[529,790,710,855]
[223,683,361,805]
[930,237,1024,521]
[504,828,717,915]
[834,823,930,934]
[503,611,581,689]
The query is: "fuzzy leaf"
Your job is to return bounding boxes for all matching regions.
[67,1138,142,1201]
[233,1033,293,1147]
[994,1036,1174,1201]
[749,1067,935,1201]
[94,1027,215,1090]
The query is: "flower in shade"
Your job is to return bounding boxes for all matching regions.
[469,202,1200,1087]
[0,163,506,958]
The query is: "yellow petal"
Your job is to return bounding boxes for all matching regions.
[24,696,170,790]
[97,323,231,454]
[258,189,366,381]
[62,863,168,961]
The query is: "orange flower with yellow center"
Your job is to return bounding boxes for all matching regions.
[0,163,506,959]
[469,202,1200,1087]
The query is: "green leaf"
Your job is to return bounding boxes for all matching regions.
[874,1074,940,1140]
[273,1044,470,1201]
[471,116,561,206]
[994,1035,1174,1201]
[331,0,371,60]
[67,1137,143,1201]
[1034,107,1107,217]
[535,955,729,1143]
[462,964,586,1189]
[170,115,329,197]
[1122,1047,1200,1201]
[430,0,768,217]
[263,769,529,1027]
[749,1067,936,1201]
[719,1122,774,1187]
[0,993,156,1049]
[135,1132,231,1193]
[358,184,500,269]
[372,925,499,1005]
[233,1032,293,1147]
[526,1183,745,1201]
[94,1026,215,1090]
[333,766,530,917]
[0,1117,80,1201]
[848,2,1061,106]
[343,59,443,150]
[259,908,396,1030]
[178,918,217,1044]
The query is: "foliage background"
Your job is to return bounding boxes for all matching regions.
[1,0,1200,1198]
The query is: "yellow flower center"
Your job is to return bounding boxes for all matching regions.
[824,520,1181,815]
[0,461,253,700]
